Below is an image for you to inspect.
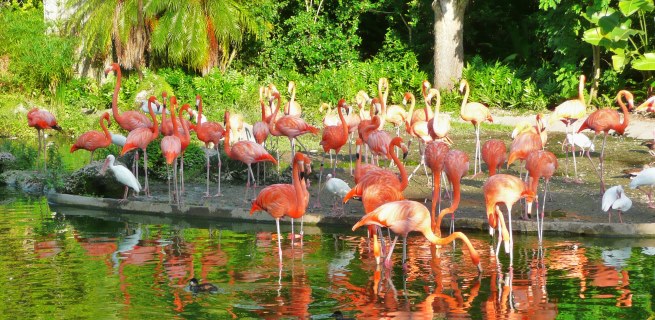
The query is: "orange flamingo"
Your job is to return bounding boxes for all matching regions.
[507,130,543,177]
[315,99,350,208]
[193,95,226,197]
[550,75,587,180]
[159,91,174,136]
[483,174,535,266]
[27,107,62,171]
[404,91,431,181]
[250,152,306,263]
[173,101,192,197]
[360,116,393,165]
[354,138,379,184]
[525,150,558,242]
[224,110,278,201]
[104,63,153,131]
[253,87,270,146]
[160,109,182,204]
[577,89,633,195]
[434,149,469,236]
[70,112,112,163]
[344,137,408,264]
[352,200,482,272]
[459,79,493,176]
[424,141,450,230]
[268,91,319,160]
[482,139,507,176]
[120,96,159,197]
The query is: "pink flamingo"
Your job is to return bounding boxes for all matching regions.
[27,107,62,171]
[434,149,469,236]
[160,108,182,204]
[70,112,112,163]
[120,96,159,197]
[193,95,226,197]
[268,91,319,161]
[224,111,278,201]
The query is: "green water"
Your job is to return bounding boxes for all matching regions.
[0,187,654,319]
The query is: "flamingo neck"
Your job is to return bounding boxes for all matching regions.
[267,95,282,136]
[432,91,442,132]
[578,76,585,102]
[260,98,267,122]
[389,143,408,190]
[292,159,303,206]
[449,178,462,212]
[147,100,159,135]
[286,85,295,115]
[100,116,111,141]
[337,104,348,138]
[223,115,232,157]
[179,108,190,138]
[197,98,204,124]
[461,82,469,110]
[111,68,122,121]
[427,231,480,267]
[616,94,631,133]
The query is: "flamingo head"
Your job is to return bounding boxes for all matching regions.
[458,79,467,94]
[422,80,430,94]
[195,95,201,108]
[371,98,381,115]
[402,92,412,106]
[287,81,295,93]
[507,151,520,168]
[104,63,119,76]
[337,99,348,110]
[101,112,111,126]
[636,96,655,112]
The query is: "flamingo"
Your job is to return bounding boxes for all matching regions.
[344,97,363,175]
[577,89,633,195]
[482,139,507,176]
[70,112,112,163]
[119,96,159,197]
[320,103,340,127]
[525,150,558,242]
[100,154,141,201]
[253,87,270,145]
[404,91,431,181]
[550,75,587,181]
[104,63,153,131]
[344,137,408,264]
[315,99,350,208]
[424,141,450,230]
[27,107,62,171]
[360,116,393,166]
[160,119,182,204]
[629,167,655,208]
[224,111,278,202]
[379,78,407,135]
[434,149,469,236]
[267,91,319,160]
[602,185,632,223]
[507,130,543,178]
[459,79,493,176]
[483,174,535,266]
[284,81,302,116]
[193,95,226,197]
[409,79,433,124]
[352,200,482,272]
[511,114,547,147]
[426,88,452,143]
[250,152,307,263]
[159,91,175,136]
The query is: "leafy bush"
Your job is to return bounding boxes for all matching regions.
[0,8,75,94]
[462,56,549,111]
[0,139,37,170]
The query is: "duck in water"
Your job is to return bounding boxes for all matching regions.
[188,278,218,294]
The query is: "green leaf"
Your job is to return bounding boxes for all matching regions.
[618,0,655,17]
[597,12,623,34]
[632,52,655,70]
[612,54,627,71]
[584,7,616,24]
[583,27,604,45]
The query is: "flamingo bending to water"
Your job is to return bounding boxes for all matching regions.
[70,112,112,163]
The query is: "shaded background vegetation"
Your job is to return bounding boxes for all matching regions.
[1,0,654,140]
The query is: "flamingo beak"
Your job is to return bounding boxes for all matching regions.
[402,151,408,160]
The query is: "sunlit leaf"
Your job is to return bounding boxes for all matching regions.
[584,7,616,24]
[597,12,623,33]
[618,0,655,17]
[632,52,655,70]
[612,54,627,71]
[583,27,604,45]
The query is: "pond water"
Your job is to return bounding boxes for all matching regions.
[1,187,654,319]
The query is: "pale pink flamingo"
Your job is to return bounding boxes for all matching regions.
[459,79,493,176]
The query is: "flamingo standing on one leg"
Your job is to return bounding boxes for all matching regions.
[352,200,482,272]
[27,107,62,171]
[602,185,632,223]
[482,139,507,176]
[193,95,226,197]
[524,150,558,241]
[434,150,470,236]
[100,154,141,201]
[316,99,350,208]
[224,111,278,202]
[119,96,159,197]
[250,152,307,264]
[577,89,633,195]
[483,174,535,267]
[70,112,112,163]
[459,79,493,176]
[550,75,587,182]
[424,141,450,230]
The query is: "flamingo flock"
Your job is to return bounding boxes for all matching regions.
[28,65,655,272]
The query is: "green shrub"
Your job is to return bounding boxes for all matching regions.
[0,139,37,170]
[462,56,548,111]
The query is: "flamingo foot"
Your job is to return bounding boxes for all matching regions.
[213,192,223,197]
[384,258,392,269]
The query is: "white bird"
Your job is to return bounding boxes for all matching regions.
[602,185,632,223]
[324,174,351,216]
[110,133,127,147]
[566,133,595,155]
[630,167,655,208]
[101,154,141,200]
[140,99,167,114]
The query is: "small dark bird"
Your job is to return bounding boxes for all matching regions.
[188,278,218,294]
[641,140,655,156]
[331,311,354,320]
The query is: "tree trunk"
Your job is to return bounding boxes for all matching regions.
[589,45,600,104]
[432,0,468,90]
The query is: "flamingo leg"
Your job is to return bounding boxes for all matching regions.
[314,156,326,209]
[348,132,354,176]
[89,150,95,164]
[216,148,223,197]
[599,134,608,195]
[402,235,408,272]
[143,149,150,197]
[506,204,514,266]
[173,158,179,205]
[385,235,399,269]
[179,154,185,195]
[291,218,295,246]
[204,150,211,197]
[275,218,283,265]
